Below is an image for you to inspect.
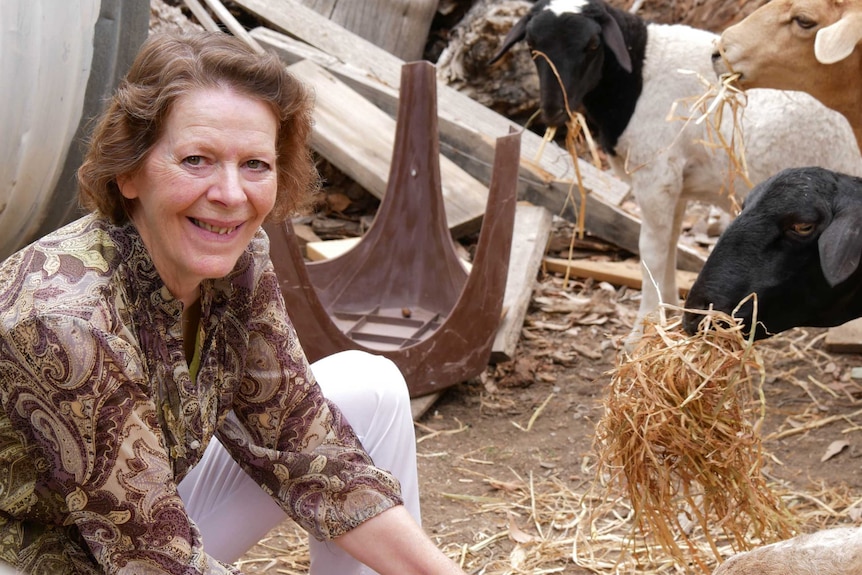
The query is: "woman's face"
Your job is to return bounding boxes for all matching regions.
[118,87,278,306]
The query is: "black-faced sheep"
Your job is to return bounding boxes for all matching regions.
[490,0,862,344]
[714,0,862,152]
[683,166,862,338]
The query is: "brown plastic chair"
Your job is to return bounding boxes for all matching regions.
[265,60,521,398]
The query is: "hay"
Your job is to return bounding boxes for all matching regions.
[668,70,751,206]
[590,309,797,572]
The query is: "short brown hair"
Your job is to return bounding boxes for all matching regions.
[77,31,319,224]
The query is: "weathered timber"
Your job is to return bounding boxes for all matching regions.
[288,59,489,237]
[238,5,707,272]
[296,0,438,61]
[543,257,699,296]
[824,318,862,354]
[491,204,553,363]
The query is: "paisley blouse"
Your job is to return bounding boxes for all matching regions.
[0,214,402,574]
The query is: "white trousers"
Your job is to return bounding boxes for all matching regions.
[177,350,421,575]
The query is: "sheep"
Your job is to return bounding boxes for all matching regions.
[489,0,862,344]
[713,0,862,152]
[711,525,862,575]
[682,165,862,338]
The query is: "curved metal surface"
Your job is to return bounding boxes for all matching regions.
[0,0,148,259]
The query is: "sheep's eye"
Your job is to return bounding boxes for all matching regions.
[587,36,600,51]
[791,222,816,236]
[792,15,817,30]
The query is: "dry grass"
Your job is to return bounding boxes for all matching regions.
[588,308,796,573]
[667,70,751,207]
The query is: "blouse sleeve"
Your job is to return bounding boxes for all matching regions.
[0,314,240,575]
[215,257,403,541]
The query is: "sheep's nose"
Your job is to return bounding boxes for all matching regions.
[711,50,721,63]
[681,311,702,335]
[541,108,569,128]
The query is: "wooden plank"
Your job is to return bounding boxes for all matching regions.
[296,0,438,61]
[410,393,440,421]
[245,22,707,272]
[491,204,552,363]
[288,59,490,237]
[824,318,862,353]
[543,257,699,296]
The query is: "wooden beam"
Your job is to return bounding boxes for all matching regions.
[543,256,699,296]
[491,204,553,363]
[824,318,862,354]
[295,0,438,61]
[244,19,706,272]
[288,59,490,237]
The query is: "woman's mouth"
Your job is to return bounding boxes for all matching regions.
[191,218,239,235]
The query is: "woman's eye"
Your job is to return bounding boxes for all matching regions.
[184,155,204,166]
[246,159,270,171]
[791,222,815,236]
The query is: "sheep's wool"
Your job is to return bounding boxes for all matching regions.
[547,0,589,16]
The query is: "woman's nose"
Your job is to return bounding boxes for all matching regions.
[209,166,246,205]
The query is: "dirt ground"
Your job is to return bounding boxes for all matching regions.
[146,1,862,572]
[237,219,862,575]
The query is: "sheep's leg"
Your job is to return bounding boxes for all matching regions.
[626,184,684,346]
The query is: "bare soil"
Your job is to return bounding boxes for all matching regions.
[239,221,862,574]
[147,1,862,572]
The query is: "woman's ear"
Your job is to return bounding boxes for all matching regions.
[116,174,137,199]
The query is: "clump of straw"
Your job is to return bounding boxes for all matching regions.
[592,309,796,572]
[668,70,751,205]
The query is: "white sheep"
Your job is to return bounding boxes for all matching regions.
[490,0,862,344]
[714,0,862,152]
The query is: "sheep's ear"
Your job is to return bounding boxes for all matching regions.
[489,13,530,64]
[814,11,862,64]
[818,205,862,286]
[600,14,632,72]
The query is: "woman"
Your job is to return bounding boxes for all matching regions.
[0,31,466,575]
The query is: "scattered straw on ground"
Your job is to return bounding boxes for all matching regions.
[237,311,861,575]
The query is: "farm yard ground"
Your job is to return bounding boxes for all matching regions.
[146,1,861,572]
[238,218,862,574]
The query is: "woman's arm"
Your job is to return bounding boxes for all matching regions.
[334,506,466,575]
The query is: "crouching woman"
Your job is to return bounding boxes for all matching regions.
[0,31,465,575]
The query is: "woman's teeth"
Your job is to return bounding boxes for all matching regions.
[193,219,237,235]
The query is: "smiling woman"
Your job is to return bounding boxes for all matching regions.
[0,31,468,575]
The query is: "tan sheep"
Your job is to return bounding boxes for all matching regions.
[714,0,862,151]
[712,525,862,575]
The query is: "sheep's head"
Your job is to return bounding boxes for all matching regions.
[490,0,632,128]
[714,0,862,100]
[683,167,862,339]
